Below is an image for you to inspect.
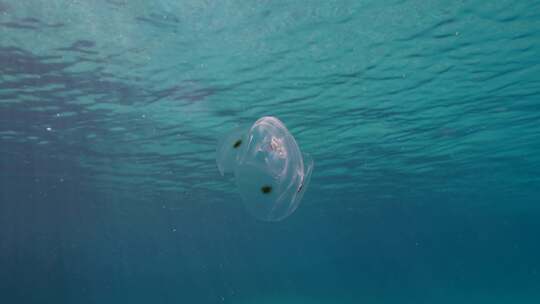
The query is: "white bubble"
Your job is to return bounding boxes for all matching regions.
[216,116,314,221]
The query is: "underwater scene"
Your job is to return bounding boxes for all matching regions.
[1,0,540,303]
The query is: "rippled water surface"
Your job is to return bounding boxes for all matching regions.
[1,1,540,303]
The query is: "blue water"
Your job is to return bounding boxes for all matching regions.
[1,1,540,303]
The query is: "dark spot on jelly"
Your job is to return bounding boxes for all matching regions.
[233,139,242,148]
[261,185,272,194]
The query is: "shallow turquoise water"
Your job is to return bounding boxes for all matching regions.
[1,1,540,303]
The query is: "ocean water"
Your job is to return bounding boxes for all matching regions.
[1,0,540,303]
